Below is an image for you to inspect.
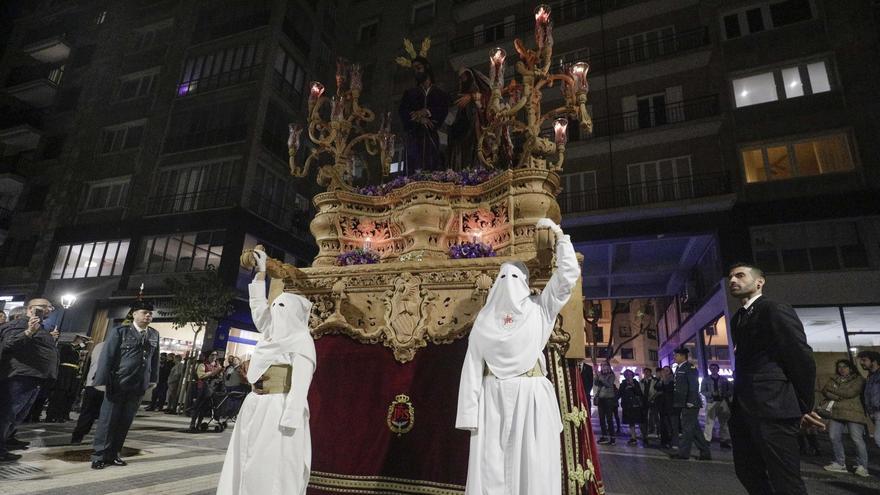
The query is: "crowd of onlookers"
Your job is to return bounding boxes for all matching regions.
[581,349,880,477]
[0,300,251,463]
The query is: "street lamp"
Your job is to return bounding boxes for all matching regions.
[61,293,77,309]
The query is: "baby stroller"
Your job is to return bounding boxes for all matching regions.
[195,387,247,433]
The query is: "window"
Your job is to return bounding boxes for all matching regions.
[616,26,675,66]
[621,86,682,131]
[177,42,265,97]
[84,178,130,211]
[133,19,173,51]
[741,132,853,183]
[411,0,435,25]
[626,156,693,205]
[619,325,632,337]
[249,161,291,224]
[101,120,146,154]
[164,100,248,153]
[50,240,130,279]
[150,158,238,214]
[272,48,307,103]
[649,349,659,361]
[561,170,597,212]
[134,230,224,274]
[732,60,832,108]
[262,103,295,160]
[620,348,634,360]
[358,20,378,44]
[118,68,159,100]
[722,0,814,40]
[752,219,872,273]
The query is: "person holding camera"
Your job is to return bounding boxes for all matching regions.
[189,351,223,432]
[0,298,58,462]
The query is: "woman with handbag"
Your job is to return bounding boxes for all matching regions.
[820,359,870,478]
[619,369,647,446]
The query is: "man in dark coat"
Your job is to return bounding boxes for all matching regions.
[669,347,711,460]
[90,300,160,469]
[0,298,58,462]
[398,56,449,173]
[727,262,821,494]
[46,334,89,422]
[579,360,594,413]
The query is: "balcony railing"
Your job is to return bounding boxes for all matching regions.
[271,71,304,110]
[449,0,647,53]
[146,187,235,216]
[176,64,263,97]
[559,171,731,214]
[162,124,247,154]
[248,190,312,238]
[191,10,271,44]
[5,64,63,87]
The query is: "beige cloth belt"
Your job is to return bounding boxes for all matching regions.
[484,361,543,378]
[253,364,292,395]
[61,363,80,369]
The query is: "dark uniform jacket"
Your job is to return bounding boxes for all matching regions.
[731,296,815,419]
[673,361,701,409]
[0,318,58,380]
[93,324,160,399]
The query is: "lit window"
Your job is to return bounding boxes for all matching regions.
[134,230,225,274]
[807,62,831,93]
[733,72,777,107]
[781,66,803,98]
[740,132,854,184]
[50,240,130,279]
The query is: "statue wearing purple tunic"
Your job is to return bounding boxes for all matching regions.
[398,56,449,174]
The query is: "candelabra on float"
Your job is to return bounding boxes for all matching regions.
[288,58,396,191]
[476,4,593,171]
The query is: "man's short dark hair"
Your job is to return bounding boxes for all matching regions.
[709,363,720,369]
[655,367,662,373]
[727,262,764,278]
[643,367,652,373]
[857,350,880,363]
[673,347,689,356]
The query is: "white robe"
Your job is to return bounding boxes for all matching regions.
[217,281,316,495]
[456,235,580,495]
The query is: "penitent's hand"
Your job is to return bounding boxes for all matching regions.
[253,249,267,273]
[535,218,563,235]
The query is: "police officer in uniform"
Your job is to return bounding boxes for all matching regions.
[90,300,160,469]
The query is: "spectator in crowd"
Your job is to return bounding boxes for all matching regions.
[71,341,105,444]
[189,351,223,432]
[0,311,6,326]
[24,326,59,423]
[820,359,870,478]
[655,365,677,449]
[46,334,90,422]
[222,355,248,418]
[701,363,732,448]
[641,367,660,436]
[90,300,160,469]
[164,354,184,414]
[619,369,647,446]
[669,347,711,461]
[727,262,821,495]
[0,298,58,462]
[595,362,618,445]
[7,306,26,323]
[146,353,173,412]
[858,350,880,448]
[579,359,594,413]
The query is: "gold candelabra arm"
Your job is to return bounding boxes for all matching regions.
[551,142,565,172]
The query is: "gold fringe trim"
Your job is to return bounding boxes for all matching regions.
[309,471,464,495]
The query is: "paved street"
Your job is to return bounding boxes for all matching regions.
[1,411,878,494]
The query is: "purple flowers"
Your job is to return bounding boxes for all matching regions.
[335,248,380,266]
[449,241,497,259]
[355,168,500,196]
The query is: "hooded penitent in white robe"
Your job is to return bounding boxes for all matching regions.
[217,279,316,495]
[456,231,580,495]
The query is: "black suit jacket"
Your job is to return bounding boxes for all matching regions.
[731,296,815,419]
[580,363,594,396]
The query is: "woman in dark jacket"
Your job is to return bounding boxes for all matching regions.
[619,369,647,446]
[655,366,677,449]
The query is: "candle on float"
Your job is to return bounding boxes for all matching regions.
[489,47,506,87]
[553,117,568,146]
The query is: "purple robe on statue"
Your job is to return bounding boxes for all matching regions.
[398,84,450,173]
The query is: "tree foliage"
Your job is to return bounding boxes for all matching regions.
[163,266,234,343]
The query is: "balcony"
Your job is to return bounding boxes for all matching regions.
[146,187,235,216]
[191,9,271,44]
[0,109,43,151]
[162,124,247,154]
[247,190,312,239]
[282,16,311,55]
[4,65,63,108]
[559,171,731,214]
[22,34,71,63]
[176,64,263,97]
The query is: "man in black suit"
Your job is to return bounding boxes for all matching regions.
[727,262,823,494]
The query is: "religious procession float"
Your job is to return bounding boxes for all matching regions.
[240,5,604,494]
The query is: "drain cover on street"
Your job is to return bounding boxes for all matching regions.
[0,463,45,480]
[43,446,144,462]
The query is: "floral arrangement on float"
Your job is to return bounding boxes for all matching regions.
[335,248,380,266]
[355,167,500,196]
[449,241,497,259]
